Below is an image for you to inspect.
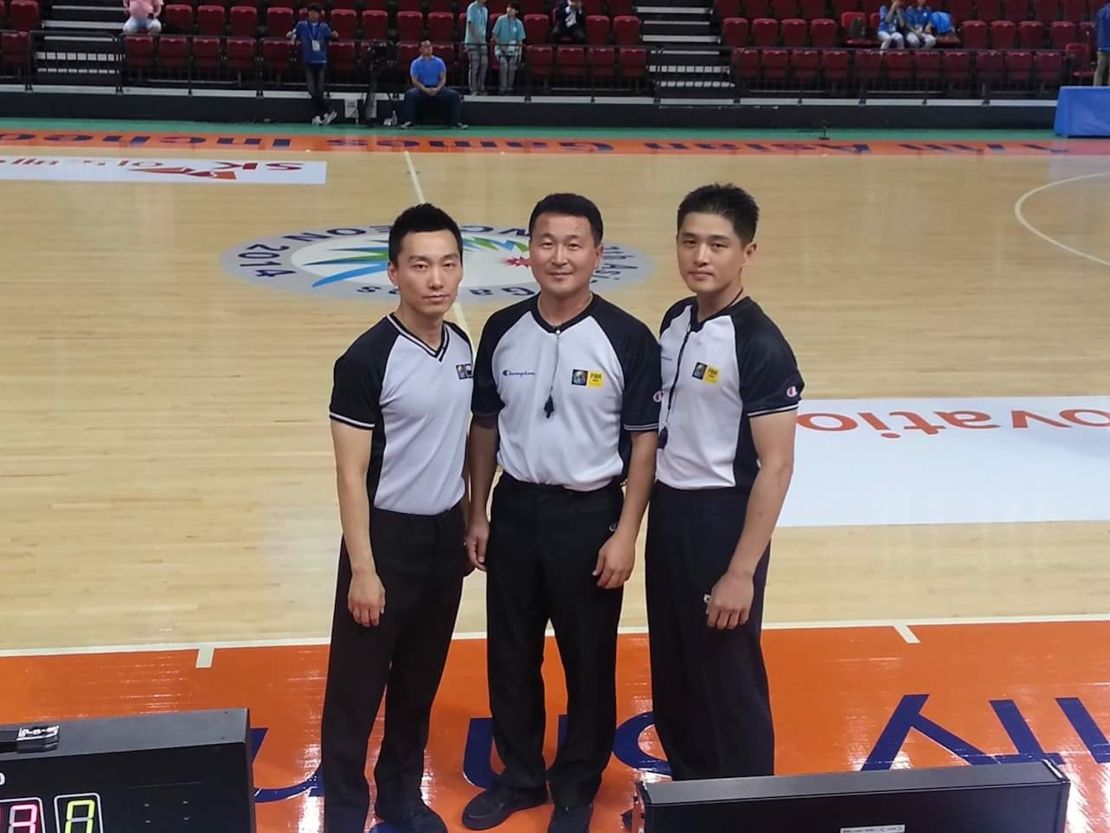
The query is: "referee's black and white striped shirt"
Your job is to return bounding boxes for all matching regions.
[657,297,804,491]
[473,295,661,492]
[329,314,473,515]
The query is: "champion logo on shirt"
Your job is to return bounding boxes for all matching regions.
[456,363,473,380]
[502,369,536,377]
[787,385,798,397]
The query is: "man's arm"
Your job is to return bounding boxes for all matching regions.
[594,430,656,589]
[706,410,796,629]
[332,421,387,627]
[465,416,499,571]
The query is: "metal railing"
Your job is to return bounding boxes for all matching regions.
[0,29,1094,102]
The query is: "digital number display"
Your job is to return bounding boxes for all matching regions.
[0,798,45,833]
[53,795,103,833]
[0,795,103,833]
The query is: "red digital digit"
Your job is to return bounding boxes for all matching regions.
[7,801,40,833]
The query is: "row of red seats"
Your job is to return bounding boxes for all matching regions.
[715,0,1099,22]
[722,13,1096,49]
[1,29,31,65]
[121,34,649,80]
[161,5,642,43]
[731,44,1075,86]
[1,0,39,31]
[163,0,636,17]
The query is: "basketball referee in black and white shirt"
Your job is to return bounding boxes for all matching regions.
[648,184,804,781]
[321,204,473,833]
[462,194,660,833]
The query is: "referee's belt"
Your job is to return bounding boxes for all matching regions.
[499,473,621,496]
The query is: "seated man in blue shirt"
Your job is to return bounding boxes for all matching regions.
[402,41,467,129]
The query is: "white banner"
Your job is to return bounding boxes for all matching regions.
[782,397,1110,527]
[0,156,326,185]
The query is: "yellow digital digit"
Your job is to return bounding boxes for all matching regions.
[63,799,96,833]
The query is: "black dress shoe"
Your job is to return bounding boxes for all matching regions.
[375,799,447,833]
[548,804,593,833]
[462,784,548,830]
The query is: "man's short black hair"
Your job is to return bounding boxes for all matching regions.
[507,0,521,10]
[528,193,603,245]
[677,183,760,245]
[306,2,322,11]
[388,203,464,265]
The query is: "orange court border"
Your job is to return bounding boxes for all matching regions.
[3,129,1110,156]
[4,620,1110,833]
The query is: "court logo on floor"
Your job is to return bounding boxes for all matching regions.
[222,225,653,300]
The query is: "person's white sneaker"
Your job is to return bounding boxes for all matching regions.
[323,111,338,124]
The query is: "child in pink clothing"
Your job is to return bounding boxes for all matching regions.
[123,0,163,35]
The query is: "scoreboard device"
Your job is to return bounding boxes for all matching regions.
[0,709,256,833]
[633,760,1069,833]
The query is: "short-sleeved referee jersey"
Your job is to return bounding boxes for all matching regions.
[473,295,661,492]
[329,314,473,515]
[656,297,803,491]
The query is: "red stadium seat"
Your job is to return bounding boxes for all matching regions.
[330,8,357,38]
[760,46,789,79]
[163,4,194,31]
[744,0,770,17]
[809,17,837,44]
[945,0,973,20]
[427,11,454,40]
[229,5,257,36]
[1033,48,1063,86]
[772,0,798,15]
[791,47,820,80]
[1004,48,1033,86]
[328,39,357,75]
[854,48,883,84]
[1049,20,1076,48]
[612,15,640,43]
[1034,0,1059,19]
[8,0,39,31]
[1003,0,1029,19]
[618,45,646,79]
[781,16,807,44]
[555,44,587,78]
[989,19,1016,48]
[157,35,189,69]
[266,5,293,37]
[1018,19,1044,46]
[588,44,616,78]
[722,17,751,44]
[261,37,294,74]
[940,48,971,85]
[586,14,611,43]
[526,44,554,81]
[799,0,825,17]
[226,36,256,71]
[360,9,388,38]
[732,46,761,81]
[975,48,1004,84]
[961,19,988,47]
[716,0,742,17]
[913,48,941,83]
[976,0,1003,19]
[396,10,424,41]
[751,16,779,43]
[123,33,155,68]
[192,35,222,70]
[196,4,226,35]
[524,12,550,41]
[821,47,850,81]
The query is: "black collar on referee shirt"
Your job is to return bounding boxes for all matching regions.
[529,293,599,334]
[690,293,753,332]
[387,314,450,361]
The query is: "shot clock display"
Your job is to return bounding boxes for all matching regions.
[0,710,255,833]
[0,795,103,833]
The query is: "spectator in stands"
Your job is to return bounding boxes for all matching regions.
[1096,0,1110,85]
[122,0,163,35]
[492,0,527,93]
[553,0,587,43]
[403,40,468,128]
[465,0,490,95]
[927,8,954,40]
[876,0,906,49]
[904,0,936,48]
[289,4,337,125]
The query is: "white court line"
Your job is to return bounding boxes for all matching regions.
[1013,170,1110,269]
[403,150,472,340]
[6,611,1110,660]
[195,646,215,669]
[893,624,920,644]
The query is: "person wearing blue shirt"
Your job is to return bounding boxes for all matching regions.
[288,4,337,124]
[402,41,467,129]
[492,1,527,93]
[465,0,490,95]
[877,0,906,49]
[928,9,953,36]
[904,0,936,47]
[1096,0,1110,85]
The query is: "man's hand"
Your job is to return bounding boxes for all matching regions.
[467,513,490,572]
[594,528,635,589]
[348,570,386,627]
[706,569,754,630]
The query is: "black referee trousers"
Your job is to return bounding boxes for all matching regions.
[321,503,466,833]
[486,474,624,807]
[645,482,774,781]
